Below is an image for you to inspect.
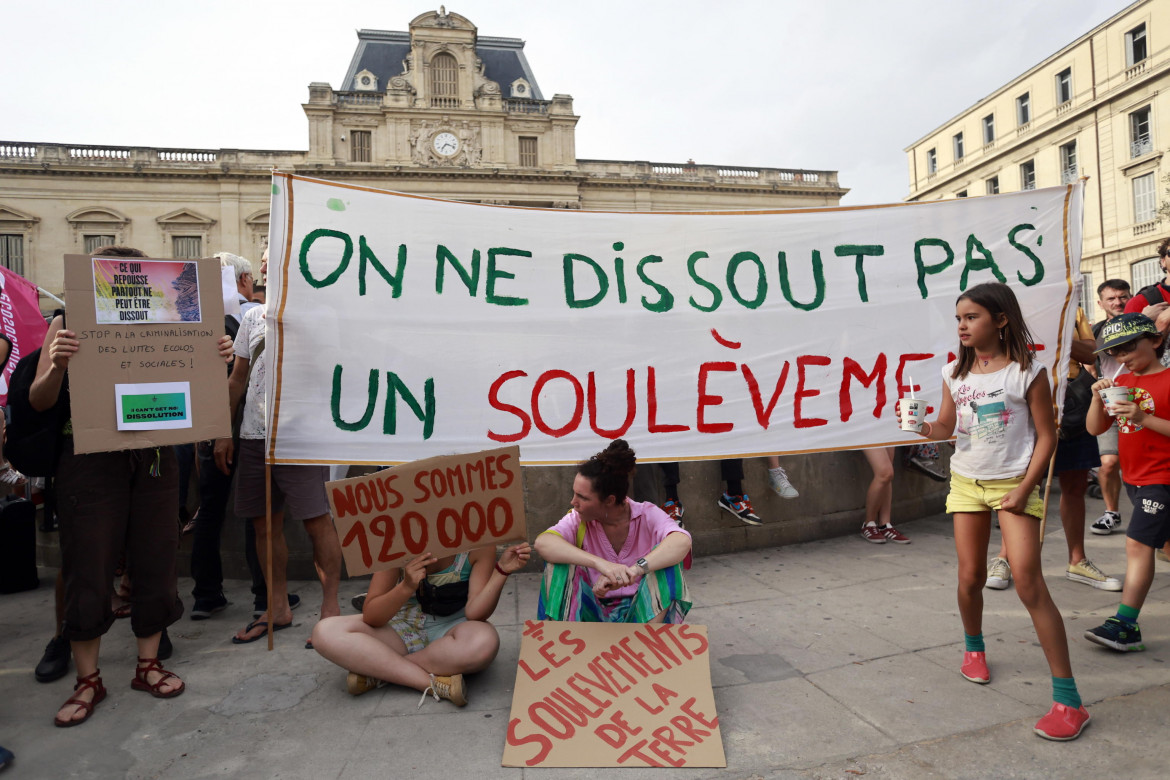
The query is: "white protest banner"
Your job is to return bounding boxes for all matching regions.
[326,445,527,576]
[265,174,1082,465]
[503,620,724,768]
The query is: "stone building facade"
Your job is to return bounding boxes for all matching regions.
[904,0,1170,311]
[1,8,846,306]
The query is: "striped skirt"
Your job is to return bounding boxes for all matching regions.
[537,561,691,624]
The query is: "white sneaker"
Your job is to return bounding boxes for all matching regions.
[768,467,799,499]
[1066,559,1122,591]
[1090,511,1121,535]
[986,557,1012,590]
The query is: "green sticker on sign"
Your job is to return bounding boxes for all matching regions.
[115,382,194,431]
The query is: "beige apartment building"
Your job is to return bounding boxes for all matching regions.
[0,8,845,306]
[905,0,1169,313]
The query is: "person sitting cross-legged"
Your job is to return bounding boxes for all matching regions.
[536,439,691,623]
[311,542,531,706]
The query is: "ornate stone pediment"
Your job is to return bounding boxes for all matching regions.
[66,206,129,226]
[411,7,473,30]
[0,205,40,227]
[156,208,216,227]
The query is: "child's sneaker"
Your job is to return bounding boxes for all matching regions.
[985,557,1012,589]
[878,524,910,544]
[1090,510,1122,535]
[1033,703,1090,741]
[860,523,887,544]
[1084,617,1145,651]
[660,499,685,527]
[960,651,990,684]
[768,467,799,499]
[718,493,761,526]
[1066,559,1122,591]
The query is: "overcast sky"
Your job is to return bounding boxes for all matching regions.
[2,0,1132,205]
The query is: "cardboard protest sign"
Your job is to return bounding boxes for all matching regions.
[266,173,1083,466]
[503,620,724,768]
[326,445,527,576]
[63,254,230,453]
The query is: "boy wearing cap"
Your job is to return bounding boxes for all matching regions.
[1085,313,1170,651]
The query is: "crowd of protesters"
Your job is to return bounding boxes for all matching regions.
[3,242,1169,755]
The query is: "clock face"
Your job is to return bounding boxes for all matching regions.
[433,132,459,156]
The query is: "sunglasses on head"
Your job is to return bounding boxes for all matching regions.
[1105,341,1139,357]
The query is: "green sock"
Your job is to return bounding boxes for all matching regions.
[964,633,985,652]
[1116,604,1140,625]
[1052,676,1082,709]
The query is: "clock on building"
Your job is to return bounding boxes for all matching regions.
[432,132,460,156]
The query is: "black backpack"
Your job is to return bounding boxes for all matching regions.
[6,314,68,477]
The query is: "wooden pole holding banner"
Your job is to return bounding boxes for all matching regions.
[1038,450,1057,543]
[265,461,274,651]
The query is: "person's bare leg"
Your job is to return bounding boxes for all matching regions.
[1119,538,1157,612]
[1098,454,1121,515]
[312,615,437,692]
[302,513,342,621]
[408,621,500,675]
[55,638,100,724]
[1001,511,1072,679]
[953,512,991,637]
[1059,470,1089,565]
[134,632,182,694]
[863,447,894,526]
[236,510,292,640]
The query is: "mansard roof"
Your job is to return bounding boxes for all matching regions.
[340,28,544,99]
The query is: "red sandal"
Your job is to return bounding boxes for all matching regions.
[130,657,185,699]
[54,670,106,727]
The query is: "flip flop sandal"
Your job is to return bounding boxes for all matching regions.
[54,670,107,727]
[231,619,292,644]
[130,657,185,699]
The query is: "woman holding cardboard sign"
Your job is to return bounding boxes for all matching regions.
[311,541,531,706]
[535,439,692,623]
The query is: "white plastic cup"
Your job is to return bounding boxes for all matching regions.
[900,397,927,432]
[1101,386,1131,416]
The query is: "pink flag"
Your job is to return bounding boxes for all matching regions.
[0,267,48,406]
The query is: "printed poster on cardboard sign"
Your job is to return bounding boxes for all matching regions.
[327,445,527,576]
[503,620,725,768]
[92,257,202,324]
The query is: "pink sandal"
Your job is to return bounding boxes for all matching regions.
[130,657,185,699]
[54,670,106,727]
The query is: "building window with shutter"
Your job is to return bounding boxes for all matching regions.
[1133,172,1157,224]
[1060,141,1078,184]
[351,130,371,162]
[982,114,995,145]
[1126,23,1147,67]
[430,53,458,108]
[1131,106,1152,157]
[1016,93,1030,126]
[926,148,937,174]
[1056,68,1072,104]
[84,235,115,254]
[986,176,999,195]
[1020,160,1036,191]
[519,136,538,167]
[1132,257,1161,290]
[0,234,24,275]
[953,132,964,161]
[173,236,202,259]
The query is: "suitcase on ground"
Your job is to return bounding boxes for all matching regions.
[0,493,39,593]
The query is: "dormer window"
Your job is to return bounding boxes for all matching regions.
[354,69,378,92]
[430,52,458,108]
[510,78,532,99]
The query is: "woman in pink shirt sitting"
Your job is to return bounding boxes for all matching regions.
[534,440,692,623]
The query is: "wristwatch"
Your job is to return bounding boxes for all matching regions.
[635,557,650,575]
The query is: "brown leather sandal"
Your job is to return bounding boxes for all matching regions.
[54,670,106,727]
[130,657,185,699]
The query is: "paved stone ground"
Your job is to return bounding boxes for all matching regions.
[1,488,1167,779]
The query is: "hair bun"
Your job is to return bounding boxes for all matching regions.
[596,439,636,475]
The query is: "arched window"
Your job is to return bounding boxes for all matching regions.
[430,53,458,108]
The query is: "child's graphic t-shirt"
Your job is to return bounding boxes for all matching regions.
[943,360,1045,480]
[1115,368,1170,486]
